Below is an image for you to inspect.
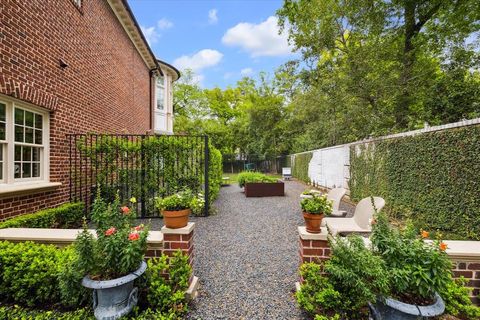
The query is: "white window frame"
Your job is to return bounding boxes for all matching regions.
[0,96,50,187]
[156,76,166,111]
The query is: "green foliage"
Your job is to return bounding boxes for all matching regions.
[296,263,343,316]
[75,194,149,280]
[325,235,390,316]
[145,251,192,317]
[350,125,480,240]
[0,306,93,320]
[236,171,278,188]
[57,245,90,308]
[371,211,452,301]
[0,202,84,229]
[0,241,61,307]
[440,277,480,319]
[292,152,312,183]
[78,135,222,215]
[155,190,195,212]
[300,195,333,215]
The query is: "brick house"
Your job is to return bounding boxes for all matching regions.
[0,0,180,220]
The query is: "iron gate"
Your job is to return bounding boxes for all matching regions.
[68,134,209,217]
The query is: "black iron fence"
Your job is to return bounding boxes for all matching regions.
[68,134,209,217]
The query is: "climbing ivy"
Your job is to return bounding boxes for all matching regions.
[350,125,480,240]
[292,152,313,183]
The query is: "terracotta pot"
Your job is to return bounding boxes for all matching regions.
[162,209,191,229]
[303,212,325,233]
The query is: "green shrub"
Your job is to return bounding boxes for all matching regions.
[208,145,223,203]
[0,241,62,306]
[57,246,90,308]
[371,212,452,301]
[237,171,278,188]
[155,190,195,211]
[0,202,84,229]
[145,251,192,317]
[325,235,390,316]
[0,306,93,320]
[440,277,480,319]
[349,125,480,240]
[292,152,312,183]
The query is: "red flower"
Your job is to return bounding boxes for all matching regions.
[105,227,116,236]
[128,232,140,241]
[134,225,143,231]
[121,206,130,214]
[439,242,448,251]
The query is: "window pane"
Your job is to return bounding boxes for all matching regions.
[15,145,21,161]
[0,103,5,122]
[22,163,31,178]
[0,147,3,161]
[35,114,43,129]
[35,129,42,144]
[25,127,33,143]
[15,125,24,142]
[25,111,34,127]
[14,163,21,178]
[0,123,5,140]
[23,146,32,161]
[15,108,24,125]
[0,162,2,180]
[32,163,40,177]
[32,147,40,161]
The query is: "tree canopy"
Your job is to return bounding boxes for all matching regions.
[174,0,480,156]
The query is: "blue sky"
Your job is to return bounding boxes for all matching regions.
[128,0,297,88]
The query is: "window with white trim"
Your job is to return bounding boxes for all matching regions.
[156,76,165,111]
[0,97,49,185]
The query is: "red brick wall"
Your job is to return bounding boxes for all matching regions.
[453,261,480,305]
[0,0,154,220]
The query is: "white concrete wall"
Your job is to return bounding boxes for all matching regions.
[292,117,480,191]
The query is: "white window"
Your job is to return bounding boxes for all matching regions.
[0,97,49,185]
[156,76,165,111]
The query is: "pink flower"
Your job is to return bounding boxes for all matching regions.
[134,225,143,231]
[105,227,116,236]
[128,232,140,241]
[121,206,130,214]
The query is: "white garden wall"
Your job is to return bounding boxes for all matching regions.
[291,117,480,191]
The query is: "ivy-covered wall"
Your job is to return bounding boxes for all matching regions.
[349,125,480,240]
[292,152,313,183]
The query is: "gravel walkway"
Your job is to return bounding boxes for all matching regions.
[186,180,309,320]
[137,180,355,319]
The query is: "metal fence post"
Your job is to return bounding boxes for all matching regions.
[204,135,210,216]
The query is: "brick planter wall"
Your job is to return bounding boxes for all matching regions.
[452,261,480,305]
[298,226,330,264]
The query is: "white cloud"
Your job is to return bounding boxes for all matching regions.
[140,25,159,45]
[222,16,294,57]
[158,18,173,30]
[208,9,218,24]
[173,49,223,72]
[240,68,254,76]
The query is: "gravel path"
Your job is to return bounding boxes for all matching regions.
[186,180,309,320]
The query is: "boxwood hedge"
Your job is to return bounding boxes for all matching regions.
[292,152,313,183]
[349,125,480,240]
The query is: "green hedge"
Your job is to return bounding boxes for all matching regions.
[292,152,312,183]
[0,240,192,318]
[0,203,84,229]
[208,145,223,203]
[349,125,480,240]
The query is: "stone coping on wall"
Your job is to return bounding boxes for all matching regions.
[0,227,164,247]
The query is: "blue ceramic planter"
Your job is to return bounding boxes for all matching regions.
[82,261,147,320]
[370,293,445,320]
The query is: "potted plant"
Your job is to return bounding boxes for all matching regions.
[369,212,449,319]
[300,195,333,233]
[75,194,149,320]
[155,190,194,228]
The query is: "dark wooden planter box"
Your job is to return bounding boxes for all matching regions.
[244,181,285,197]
